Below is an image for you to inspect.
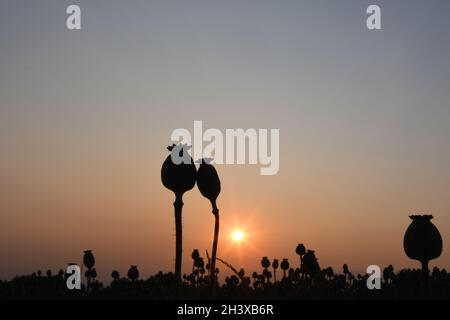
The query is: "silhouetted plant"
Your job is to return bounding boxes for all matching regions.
[325,267,334,280]
[403,215,443,278]
[192,249,200,260]
[111,270,120,281]
[296,244,306,276]
[280,259,289,278]
[127,266,139,282]
[83,250,95,290]
[3,259,450,299]
[263,269,272,283]
[343,264,349,275]
[343,263,350,283]
[272,259,279,282]
[91,268,97,280]
[161,144,197,283]
[196,158,221,290]
[192,249,201,273]
[303,250,320,277]
[261,257,270,270]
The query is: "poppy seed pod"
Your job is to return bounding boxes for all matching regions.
[303,250,320,276]
[272,259,279,269]
[403,215,443,275]
[161,144,197,195]
[127,265,139,281]
[261,257,270,269]
[161,144,197,283]
[196,158,222,293]
[343,264,349,275]
[83,250,95,269]
[194,257,205,269]
[280,259,290,271]
[111,270,120,281]
[272,259,279,282]
[296,243,306,272]
[196,159,221,212]
[296,244,306,256]
[191,249,200,261]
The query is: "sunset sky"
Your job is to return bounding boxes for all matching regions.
[1,0,450,282]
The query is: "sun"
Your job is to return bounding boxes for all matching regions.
[231,229,245,243]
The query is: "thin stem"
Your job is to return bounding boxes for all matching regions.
[300,255,304,280]
[86,268,91,293]
[421,260,430,298]
[174,193,184,284]
[210,201,219,295]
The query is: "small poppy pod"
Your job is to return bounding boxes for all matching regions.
[83,250,95,269]
[343,264,349,274]
[111,270,120,280]
[272,259,279,269]
[263,269,272,278]
[261,257,270,269]
[296,244,306,256]
[280,259,290,271]
[196,158,221,211]
[128,265,139,281]
[194,257,205,269]
[191,249,200,261]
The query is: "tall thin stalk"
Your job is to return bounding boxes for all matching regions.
[161,145,196,284]
[196,159,221,295]
[174,193,183,281]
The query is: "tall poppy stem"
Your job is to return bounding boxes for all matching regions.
[174,193,184,283]
[421,260,430,298]
[86,268,91,293]
[300,256,303,280]
[210,202,219,294]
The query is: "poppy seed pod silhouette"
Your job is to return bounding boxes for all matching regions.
[272,259,279,282]
[83,250,95,290]
[127,266,139,282]
[261,257,270,269]
[161,144,197,283]
[280,259,290,278]
[404,215,443,278]
[196,158,221,292]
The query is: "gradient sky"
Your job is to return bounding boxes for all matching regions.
[1,0,450,282]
